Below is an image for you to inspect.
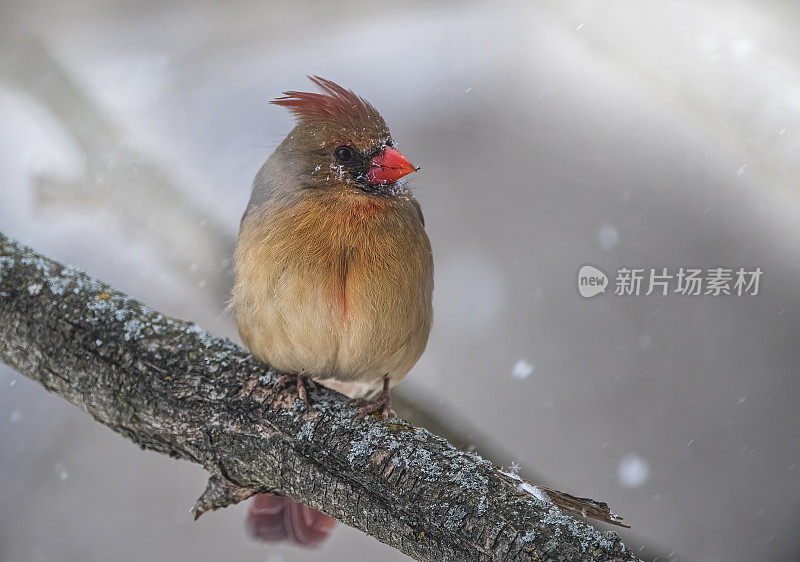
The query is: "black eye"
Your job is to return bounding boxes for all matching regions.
[334,146,354,162]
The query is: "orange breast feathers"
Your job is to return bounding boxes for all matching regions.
[236,191,423,324]
[330,197,396,320]
[233,191,433,387]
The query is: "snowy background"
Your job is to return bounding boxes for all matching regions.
[2,1,800,560]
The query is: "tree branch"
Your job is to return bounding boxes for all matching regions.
[0,231,635,561]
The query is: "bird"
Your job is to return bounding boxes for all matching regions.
[232,76,434,548]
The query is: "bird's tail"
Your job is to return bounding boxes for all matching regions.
[245,493,336,548]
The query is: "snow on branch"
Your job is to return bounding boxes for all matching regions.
[0,231,634,562]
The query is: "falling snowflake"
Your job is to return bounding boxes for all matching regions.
[511,359,534,380]
[618,453,649,488]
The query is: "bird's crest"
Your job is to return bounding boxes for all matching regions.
[271,76,383,126]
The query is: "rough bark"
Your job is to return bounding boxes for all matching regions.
[0,232,635,561]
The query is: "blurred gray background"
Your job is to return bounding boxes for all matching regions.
[1,1,799,560]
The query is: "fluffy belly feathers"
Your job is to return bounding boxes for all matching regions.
[233,196,433,398]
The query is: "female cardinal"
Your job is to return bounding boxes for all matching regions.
[232,76,433,547]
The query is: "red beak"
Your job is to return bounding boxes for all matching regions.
[366,147,417,185]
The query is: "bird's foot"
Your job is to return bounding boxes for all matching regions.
[274,372,317,405]
[353,396,395,419]
[352,376,395,419]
